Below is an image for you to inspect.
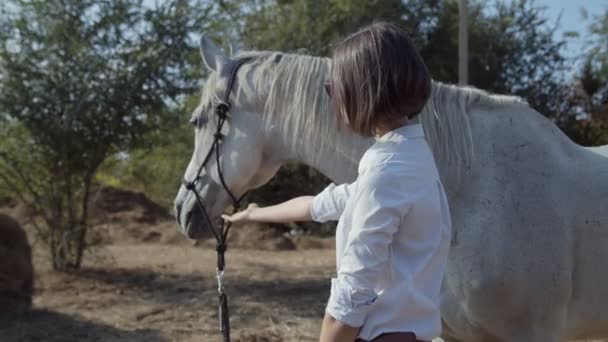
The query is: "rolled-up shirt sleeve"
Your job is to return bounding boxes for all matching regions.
[310,182,353,222]
[326,168,413,327]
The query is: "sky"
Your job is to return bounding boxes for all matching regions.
[536,0,607,60]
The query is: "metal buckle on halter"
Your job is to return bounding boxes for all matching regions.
[215,101,230,119]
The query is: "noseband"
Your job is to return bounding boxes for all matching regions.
[182,58,250,342]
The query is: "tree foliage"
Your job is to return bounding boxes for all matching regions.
[219,0,571,216]
[96,98,196,209]
[235,0,567,116]
[3,0,604,252]
[560,8,608,146]
[586,8,608,87]
[0,0,210,270]
[416,0,567,116]
[239,0,405,55]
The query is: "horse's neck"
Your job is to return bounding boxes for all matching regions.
[286,118,462,198]
[311,138,370,184]
[292,119,427,185]
[273,126,371,184]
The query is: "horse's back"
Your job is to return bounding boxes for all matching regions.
[587,144,608,159]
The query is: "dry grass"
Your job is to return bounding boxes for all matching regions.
[2,243,607,341]
[0,244,336,342]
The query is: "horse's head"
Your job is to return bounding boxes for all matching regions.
[174,36,282,239]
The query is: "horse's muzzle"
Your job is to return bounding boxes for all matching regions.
[182,205,215,240]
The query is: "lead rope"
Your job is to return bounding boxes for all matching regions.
[216,215,232,342]
[189,108,244,342]
[214,62,244,342]
[215,165,248,341]
[182,58,251,342]
[209,104,245,342]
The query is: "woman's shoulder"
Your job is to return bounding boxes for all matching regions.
[359,139,435,176]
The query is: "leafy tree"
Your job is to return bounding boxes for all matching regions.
[560,8,608,146]
[584,7,608,118]
[0,0,211,270]
[413,0,567,116]
[217,0,569,220]
[586,7,608,87]
[239,0,406,55]
[96,97,196,209]
[240,0,566,115]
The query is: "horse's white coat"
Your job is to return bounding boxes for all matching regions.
[174,37,608,342]
[589,145,608,158]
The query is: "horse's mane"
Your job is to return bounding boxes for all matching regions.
[419,82,528,179]
[262,53,342,161]
[227,50,529,177]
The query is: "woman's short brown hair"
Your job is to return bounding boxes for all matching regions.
[329,22,431,137]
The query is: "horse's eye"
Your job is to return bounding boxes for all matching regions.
[189,116,208,128]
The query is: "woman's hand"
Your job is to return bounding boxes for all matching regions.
[221,203,259,224]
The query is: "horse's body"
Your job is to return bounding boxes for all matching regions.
[436,106,608,342]
[174,37,608,341]
[589,145,608,158]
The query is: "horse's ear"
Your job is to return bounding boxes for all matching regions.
[199,34,228,71]
[228,42,236,57]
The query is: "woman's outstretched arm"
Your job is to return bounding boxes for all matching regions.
[221,196,314,224]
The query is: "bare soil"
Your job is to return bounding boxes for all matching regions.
[1,244,336,342]
[1,187,604,341]
[0,186,337,342]
[3,244,605,342]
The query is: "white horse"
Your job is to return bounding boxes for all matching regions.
[173,36,608,342]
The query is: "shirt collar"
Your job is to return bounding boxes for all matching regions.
[375,123,425,142]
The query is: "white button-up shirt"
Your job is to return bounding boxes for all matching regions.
[310,124,451,341]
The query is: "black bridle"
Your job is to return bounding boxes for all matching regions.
[182,58,250,342]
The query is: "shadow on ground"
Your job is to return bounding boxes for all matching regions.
[0,309,167,342]
[75,266,328,319]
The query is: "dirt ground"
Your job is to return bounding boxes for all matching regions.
[0,243,337,342]
[2,187,603,342]
[0,186,338,342]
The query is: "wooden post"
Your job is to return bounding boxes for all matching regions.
[458,0,469,85]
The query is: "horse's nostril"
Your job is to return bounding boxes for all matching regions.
[175,203,183,225]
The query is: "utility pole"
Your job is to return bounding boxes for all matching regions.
[458,0,469,85]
